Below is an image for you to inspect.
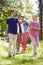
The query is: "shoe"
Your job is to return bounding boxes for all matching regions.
[33,52,37,56]
[13,54,15,56]
[9,55,11,57]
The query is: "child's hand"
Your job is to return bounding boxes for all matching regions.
[30,26,34,29]
[31,26,34,28]
[24,26,27,29]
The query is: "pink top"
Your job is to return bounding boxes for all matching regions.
[29,20,39,37]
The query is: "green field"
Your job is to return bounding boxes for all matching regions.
[0,39,43,65]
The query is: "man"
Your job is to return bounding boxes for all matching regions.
[6,10,19,57]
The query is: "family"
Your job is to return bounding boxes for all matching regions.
[6,10,40,57]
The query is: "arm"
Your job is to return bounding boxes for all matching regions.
[33,22,40,31]
[6,24,8,39]
[28,23,33,30]
[37,22,40,31]
[33,27,40,30]
[24,26,28,29]
[29,26,33,30]
[17,23,19,34]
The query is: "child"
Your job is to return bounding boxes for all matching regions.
[21,16,29,53]
[16,15,22,52]
[29,14,40,56]
[6,10,19,57]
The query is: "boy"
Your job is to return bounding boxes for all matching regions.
[6,10,19,57]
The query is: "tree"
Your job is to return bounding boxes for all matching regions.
[0,0,33,36]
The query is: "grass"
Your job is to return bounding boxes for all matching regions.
[0,38,43,65]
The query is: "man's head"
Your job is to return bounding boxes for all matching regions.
[10,10,16,17]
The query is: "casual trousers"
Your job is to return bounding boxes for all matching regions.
[8,33,17,55]
[21,32,29,52]
[30,35,39,53]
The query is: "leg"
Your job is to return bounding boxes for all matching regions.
[25,32,29,43]
[30,35,37,55]
[24,32,29,51]
[16,34,19,51]
[13,34,17,55]
[21,33,25,52]
[35,36,39,48]
[17,33,21,52]
[8,34,13,56]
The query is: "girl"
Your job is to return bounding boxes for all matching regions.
[29,14,40,56]
[16,15,22,52]
[21,16,29,53]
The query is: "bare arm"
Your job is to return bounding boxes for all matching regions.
[33,22,40,31]
[28,23,33,30]
[17,23,19,34]
[6,24,8,39]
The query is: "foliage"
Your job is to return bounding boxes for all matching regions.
[0,0,33,35]
[27,37,31,44]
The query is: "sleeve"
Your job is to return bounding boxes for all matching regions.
[25,21,29,26]
[16,18,19,23]
[26,22,29,26]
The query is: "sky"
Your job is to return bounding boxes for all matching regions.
[29,0,39,14]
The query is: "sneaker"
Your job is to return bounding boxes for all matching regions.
[33,52,37,56]
[9,55,12,57]
[13,54,15,56]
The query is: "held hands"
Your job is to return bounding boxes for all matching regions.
[29,26,34,30]
[29,26,39,30]
[32,27,39,30]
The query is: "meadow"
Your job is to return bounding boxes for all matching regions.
[0,38,43,65]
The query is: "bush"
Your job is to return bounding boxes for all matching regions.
[27,37,31,44]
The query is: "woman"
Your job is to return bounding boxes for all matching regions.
[29,14,40,56]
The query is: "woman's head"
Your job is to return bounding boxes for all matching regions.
[32,14,38,21]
